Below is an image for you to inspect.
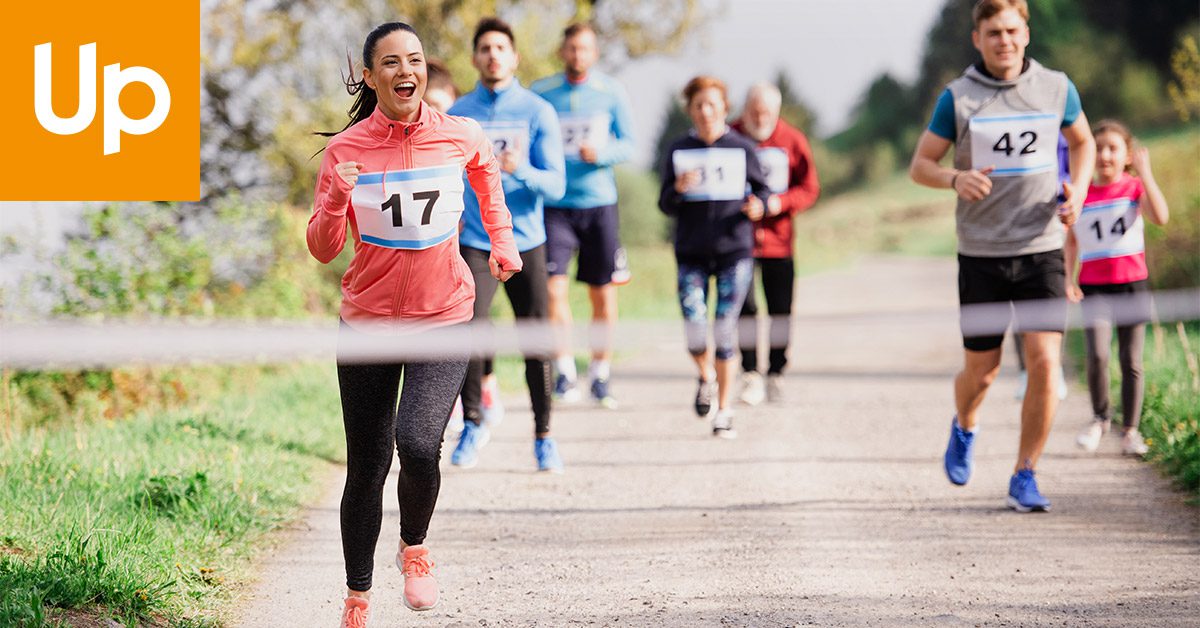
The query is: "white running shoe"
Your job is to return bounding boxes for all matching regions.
[711,409,737,439]
[766,374,783,404]
[1075,419,1107,452]
[738,371,765,406]
[1121,430,1149,456]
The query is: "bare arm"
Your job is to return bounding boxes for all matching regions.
[909,130,995,200]
[1132,145,1170,226]
[1063,228,1082,302]
[1058,114,1096,226]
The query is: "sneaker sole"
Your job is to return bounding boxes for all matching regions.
[712,429,737,439]
[1006,495,1050,513]
[537,466,565,474]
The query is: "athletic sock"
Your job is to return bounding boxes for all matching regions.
[588,360,611,381]
[555,356,577,382]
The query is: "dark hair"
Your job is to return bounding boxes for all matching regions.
[562,22,595,41]
[426,59,458,98]
[473,17,515,51]
[316,22,419,138]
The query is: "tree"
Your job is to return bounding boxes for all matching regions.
[199,0,716,205]
[775,69,818,135]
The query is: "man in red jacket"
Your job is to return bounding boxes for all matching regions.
[732,81,820,405]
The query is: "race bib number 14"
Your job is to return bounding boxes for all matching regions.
[1074,198,1144,262]
[672,147,747,201]
[968,112,1059,177]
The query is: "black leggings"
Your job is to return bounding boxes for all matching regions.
[336,326,467,592]
[460,245,552,435]
[738,257,795,375]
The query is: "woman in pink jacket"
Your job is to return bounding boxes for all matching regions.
[306,22,521,626]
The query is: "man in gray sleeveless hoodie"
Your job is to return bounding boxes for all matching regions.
[909,0,1095,512]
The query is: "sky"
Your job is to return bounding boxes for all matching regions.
[612,0,947,167]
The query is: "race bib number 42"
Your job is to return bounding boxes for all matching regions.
[352,165,465,250]
[1075,198,1144,262]
[968,113,1059,177]
[672,147,747,201]
[756,147,789,193]
[559,112,611,158]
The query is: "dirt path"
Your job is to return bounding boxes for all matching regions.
[234,256,1199,627]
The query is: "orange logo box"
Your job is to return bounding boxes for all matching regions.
[0,2,199,201]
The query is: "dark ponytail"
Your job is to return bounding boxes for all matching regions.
[315,22,420,139]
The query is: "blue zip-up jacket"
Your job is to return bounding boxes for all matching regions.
[531,71,635,209]
[449,80,565,252]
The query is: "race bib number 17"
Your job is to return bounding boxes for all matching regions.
[352,165,465,250]
[968,113,1059,177]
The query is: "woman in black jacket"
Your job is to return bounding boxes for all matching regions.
[659,75,771,439]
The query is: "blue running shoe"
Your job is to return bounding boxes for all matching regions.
[534,437,564,473]
[451,422,489,469]
[553,373,581,403]
[943,416,975,486]
[590,378,618,410]
[1007,468,1051,512]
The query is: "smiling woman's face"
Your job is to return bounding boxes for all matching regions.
[364,29,427,122]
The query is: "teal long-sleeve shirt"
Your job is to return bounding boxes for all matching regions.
[449,80,565,252]
[531,71,635,209]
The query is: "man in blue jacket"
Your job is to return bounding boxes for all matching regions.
[449,16,566,473]
[533,23,636,410]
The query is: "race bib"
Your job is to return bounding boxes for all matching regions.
[968,112,1059,177]
[352,165,465,250]
[672,147,747,201]
[1075,198,1144,262]
[756,147,789,193]
[559,112,611,159]
[479,121,529,165]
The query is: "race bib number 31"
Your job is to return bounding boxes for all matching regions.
[352,165,465,249]
[672,147,747,201]
[1075,198,1144,262]
[968,113,1059,177]
[560,112,611,158]
[756,147,789,193]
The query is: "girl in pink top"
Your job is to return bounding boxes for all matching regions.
[306,22,521,626]
[1065,119,1169,457]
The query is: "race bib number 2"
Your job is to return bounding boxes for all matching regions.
[1074,198,1144,262]
[352,165,465,250]
[672,147,747,201]
[479,121,529,165]
[968,113,1059,177]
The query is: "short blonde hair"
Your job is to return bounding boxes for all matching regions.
[682,75,728,109]
[973,0,1029,26]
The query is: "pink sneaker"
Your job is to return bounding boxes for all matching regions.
[396,545,438,611]
[339,596,370,628]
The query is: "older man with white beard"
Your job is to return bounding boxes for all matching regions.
[731,82,821,405]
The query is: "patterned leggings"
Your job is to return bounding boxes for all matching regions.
[677,258,755,360]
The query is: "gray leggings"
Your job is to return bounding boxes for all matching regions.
[1084,321,1145,430]
[336,325,468,592]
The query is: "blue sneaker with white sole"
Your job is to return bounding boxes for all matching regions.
[943,416,975,486]
[451,421,489,468]
[590,378,618,410]
[1007,468,1051,512]
[534,437,564,473]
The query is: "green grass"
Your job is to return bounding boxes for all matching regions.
[0,364,344,626]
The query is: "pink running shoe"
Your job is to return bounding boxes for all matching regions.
[339,596,370,628]
[396,545,439,611]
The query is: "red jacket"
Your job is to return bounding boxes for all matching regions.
[731,118,820,258]
[308,104,521,333]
